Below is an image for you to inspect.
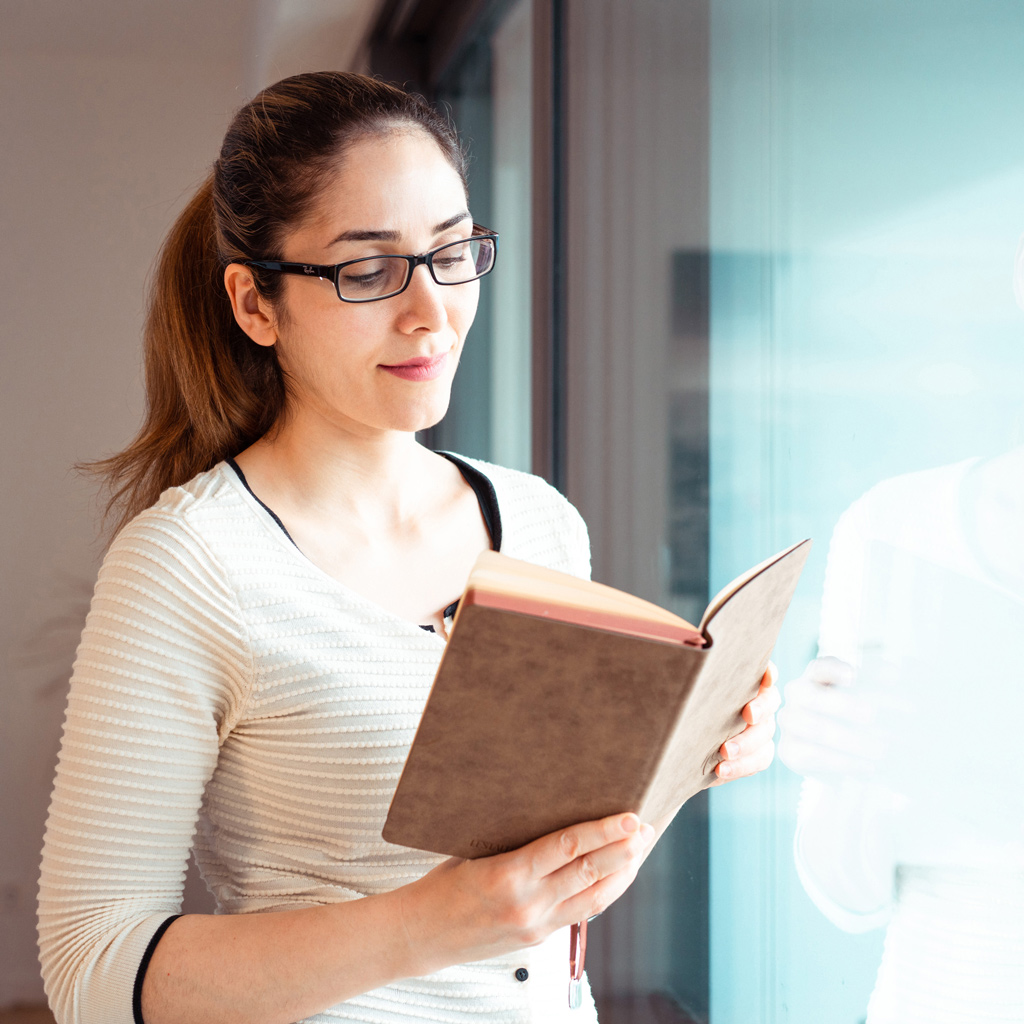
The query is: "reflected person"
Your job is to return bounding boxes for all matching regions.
[779,443,1024,1023]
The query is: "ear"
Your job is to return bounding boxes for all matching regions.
[224,264,278,347]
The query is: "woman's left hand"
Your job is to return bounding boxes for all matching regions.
[641,664,781,860]
[714,662,780,781]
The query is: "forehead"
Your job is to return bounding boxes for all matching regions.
[299,130,468,244]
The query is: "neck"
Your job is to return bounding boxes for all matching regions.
[236,408,440,533]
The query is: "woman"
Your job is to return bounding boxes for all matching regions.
[38,72,780,1024]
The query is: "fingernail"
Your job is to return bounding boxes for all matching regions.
[640,824,655,842]
[621,814,639,833]
[725,741,740,759]
[748,703,762,724]
[718,761,733,778]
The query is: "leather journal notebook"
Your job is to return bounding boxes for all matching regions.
[383,539,811,859]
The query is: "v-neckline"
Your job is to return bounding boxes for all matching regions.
[221,456,500,638]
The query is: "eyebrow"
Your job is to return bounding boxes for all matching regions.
[327,211,471,248]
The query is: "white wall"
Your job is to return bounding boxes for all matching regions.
[0,0,378,1005]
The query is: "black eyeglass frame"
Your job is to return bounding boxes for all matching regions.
[244,224,499,304]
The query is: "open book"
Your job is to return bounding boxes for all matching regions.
[383,539,811,859]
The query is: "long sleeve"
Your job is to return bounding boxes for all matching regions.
[38,502,253,1024]
[564,502,592,582]
[792,493,897,932]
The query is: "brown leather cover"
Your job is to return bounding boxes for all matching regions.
[382,540,811,859]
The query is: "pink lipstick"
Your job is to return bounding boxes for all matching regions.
[380,352,449,382]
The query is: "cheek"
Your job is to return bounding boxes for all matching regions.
[274,310,381,391]
[450,282,481,338]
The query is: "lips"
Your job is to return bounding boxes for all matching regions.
[379,352,449,382]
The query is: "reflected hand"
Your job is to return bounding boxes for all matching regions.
[777,656,886,780]
[715,662,781,781]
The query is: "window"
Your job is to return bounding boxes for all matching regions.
[420,0,535,469]
[371,2,1024,1018]
[563,1,1024,1020]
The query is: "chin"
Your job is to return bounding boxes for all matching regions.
[412,403,452,434]
[386,392,453,435]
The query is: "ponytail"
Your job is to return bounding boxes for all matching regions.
[88,176,284,535]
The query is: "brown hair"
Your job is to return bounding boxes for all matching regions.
[90,71,467,535]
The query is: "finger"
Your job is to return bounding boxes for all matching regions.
[744,678,781,724]
[805,656,854,688]
[546,827,653,904]
[523,812,646,879]
[717,738,774,780]
[555,856,645,926]
[782,676,874,724]
[778,701,882,759]
[721,715,776,761]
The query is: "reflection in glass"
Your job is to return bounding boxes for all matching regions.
[707,1,1024,1021]
[782,449,1024,1021]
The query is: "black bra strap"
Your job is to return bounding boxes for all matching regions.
[226,457,297,546]
[226,453,501,632]
[436,451,502,552]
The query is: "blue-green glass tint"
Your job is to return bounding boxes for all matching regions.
[708,2,1024,1022]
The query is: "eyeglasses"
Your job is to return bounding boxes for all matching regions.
[245,225,499,303]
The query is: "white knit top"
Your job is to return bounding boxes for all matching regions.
[38,457,599,1024]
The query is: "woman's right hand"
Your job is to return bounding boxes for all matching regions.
[397,812,655,974]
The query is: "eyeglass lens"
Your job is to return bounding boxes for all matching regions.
[336,237,495,300]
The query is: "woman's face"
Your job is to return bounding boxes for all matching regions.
[268,130,479,438]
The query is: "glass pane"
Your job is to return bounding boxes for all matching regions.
[489,0,533,471]
[563,1,1024,1021]
[563,1,713,1018]
[429,0,532,468]
[707,1,1024,1021]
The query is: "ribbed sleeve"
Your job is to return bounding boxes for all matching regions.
[38,499,253,1024]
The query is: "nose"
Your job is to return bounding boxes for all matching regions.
[395,262,449,335]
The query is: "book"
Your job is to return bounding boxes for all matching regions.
[383,539,811,859]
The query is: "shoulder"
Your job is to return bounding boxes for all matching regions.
[845,457,972,514]
[104,462,257,591]
[119,461,247,530]
[85,464,254,724]
[448,454,591,579]
[829,457,977,556]
[818,458,978,660]
[447,453,584,529]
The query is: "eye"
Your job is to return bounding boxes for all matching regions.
[341,268,386,289]
[433,240,472,269]
[434,252,469,269]
[337,257,407,299]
